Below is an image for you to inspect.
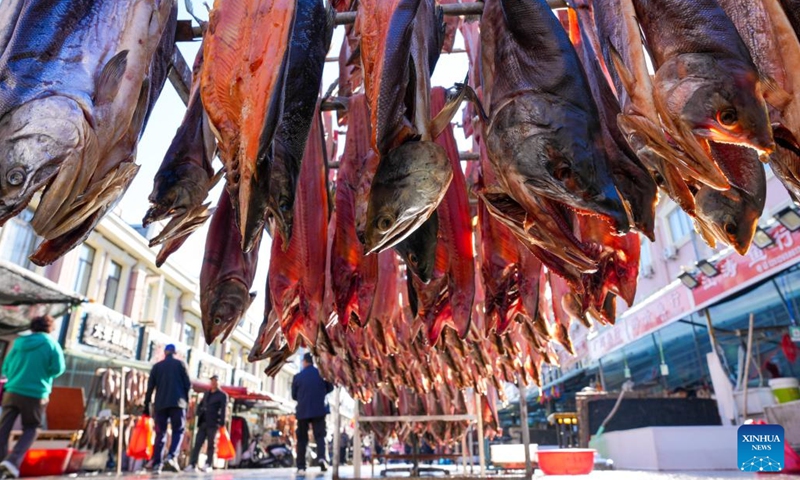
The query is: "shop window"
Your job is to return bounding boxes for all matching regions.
[102,261,122,308]
[667,207,693,246]
[74,244,95,295]
[184,323,196,348]
[0,209,39,270]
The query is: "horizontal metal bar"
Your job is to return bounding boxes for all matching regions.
[168,47,193,106]
[183,0,567,39]
[358,414,475,422]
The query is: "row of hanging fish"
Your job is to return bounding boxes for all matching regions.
[91,368,150,407]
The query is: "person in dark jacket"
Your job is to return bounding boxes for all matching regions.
[292,353,333,473]
[185,375,228,472]
[144,344,191,474]
[0,316,65,479]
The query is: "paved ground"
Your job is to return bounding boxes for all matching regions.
[30,465,800,479]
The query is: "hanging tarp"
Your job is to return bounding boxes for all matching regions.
[0,259,84,333]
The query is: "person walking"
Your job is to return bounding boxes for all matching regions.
[185,375,228,473]
[0,316,65,479]
[292,353,333,474]
[144,344,191,474]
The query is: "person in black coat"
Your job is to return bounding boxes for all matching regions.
[144,344,191,474]
[186,375,228,472]
[292,353,333,473]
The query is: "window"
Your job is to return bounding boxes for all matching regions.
[73,245,95,295]
[667,208,693,245]
[160,296,171,331]
[143,282,157,321]
[184,323,196,348]
[102,261,122,308]
[0,209,38,269]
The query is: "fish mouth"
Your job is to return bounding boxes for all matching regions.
[365,206,432,254]
[201,279,251,344]
[694,126,775,158]
[148,203,213,247]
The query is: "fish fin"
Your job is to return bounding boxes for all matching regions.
[762,76,793,111]
[129,78,151,140]
[693,217,717,249]
[95,51,129,105]
[429,78,468,139]
[462,83,488,122]
[608,43,636,100]
[209,168,225,189]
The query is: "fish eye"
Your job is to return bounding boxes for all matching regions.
[376,214,394,233]
[279,198,292,212]
[553,165,572,182]
[717,108,738,127]
[213,317,222,325]
[724,222,737,235]
[6,168,25,186]
[407,252,418,266]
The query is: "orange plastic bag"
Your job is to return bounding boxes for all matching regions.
[126,415,154,460]
[217,426,235,460]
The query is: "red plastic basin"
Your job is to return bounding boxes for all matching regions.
[537,448,595,475]
[19,448,74,477]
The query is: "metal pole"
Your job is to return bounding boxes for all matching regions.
[518,379,533,479]
[468,424,475,474]
[461,433,468,473]
[332,387,342,480]
[117,367,127,475]
[475,394,486,476]
[353,407,362,479]
[742,313,755,424]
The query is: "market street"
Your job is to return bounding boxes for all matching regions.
[24,466,800,480]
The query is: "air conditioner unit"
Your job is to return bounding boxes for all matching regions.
[662,245,678,261]
[641,264,655,278]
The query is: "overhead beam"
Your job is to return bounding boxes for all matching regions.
[168,47,193,106]
[180,0,567,40]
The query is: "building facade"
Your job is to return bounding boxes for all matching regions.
[0,208,296,411]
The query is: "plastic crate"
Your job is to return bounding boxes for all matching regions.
[19,448,74,477]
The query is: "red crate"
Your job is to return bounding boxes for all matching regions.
[19,448,74,477]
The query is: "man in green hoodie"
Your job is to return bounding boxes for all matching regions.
[0,315,65,479]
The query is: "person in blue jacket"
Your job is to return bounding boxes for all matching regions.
[144,344,191,475]
[0,315,65,479]
[292,353,333,474]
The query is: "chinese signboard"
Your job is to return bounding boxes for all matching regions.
[692,224,800,308]
[80,304,140,358]
[588,283,693,360]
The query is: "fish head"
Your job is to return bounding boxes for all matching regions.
[491,96,630,232]
[0,98,84,223]
[695,186,759,255]
[660,55,774,155]
[201,280,255,344]
[364,140,452,253]
[393,210,438,283]
[144,163,210,225]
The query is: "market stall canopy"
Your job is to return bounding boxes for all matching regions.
[0,260,85,334]
[192,380,281,403]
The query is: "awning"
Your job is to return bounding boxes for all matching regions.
[0,260,85,333]
[192,380,277,402]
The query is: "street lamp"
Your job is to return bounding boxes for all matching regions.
[753,226,775,249]
[775,207,800,231]
[696,259,720,277]
[678,270,700,289]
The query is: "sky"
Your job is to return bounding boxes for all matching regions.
[113,1,474,321]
